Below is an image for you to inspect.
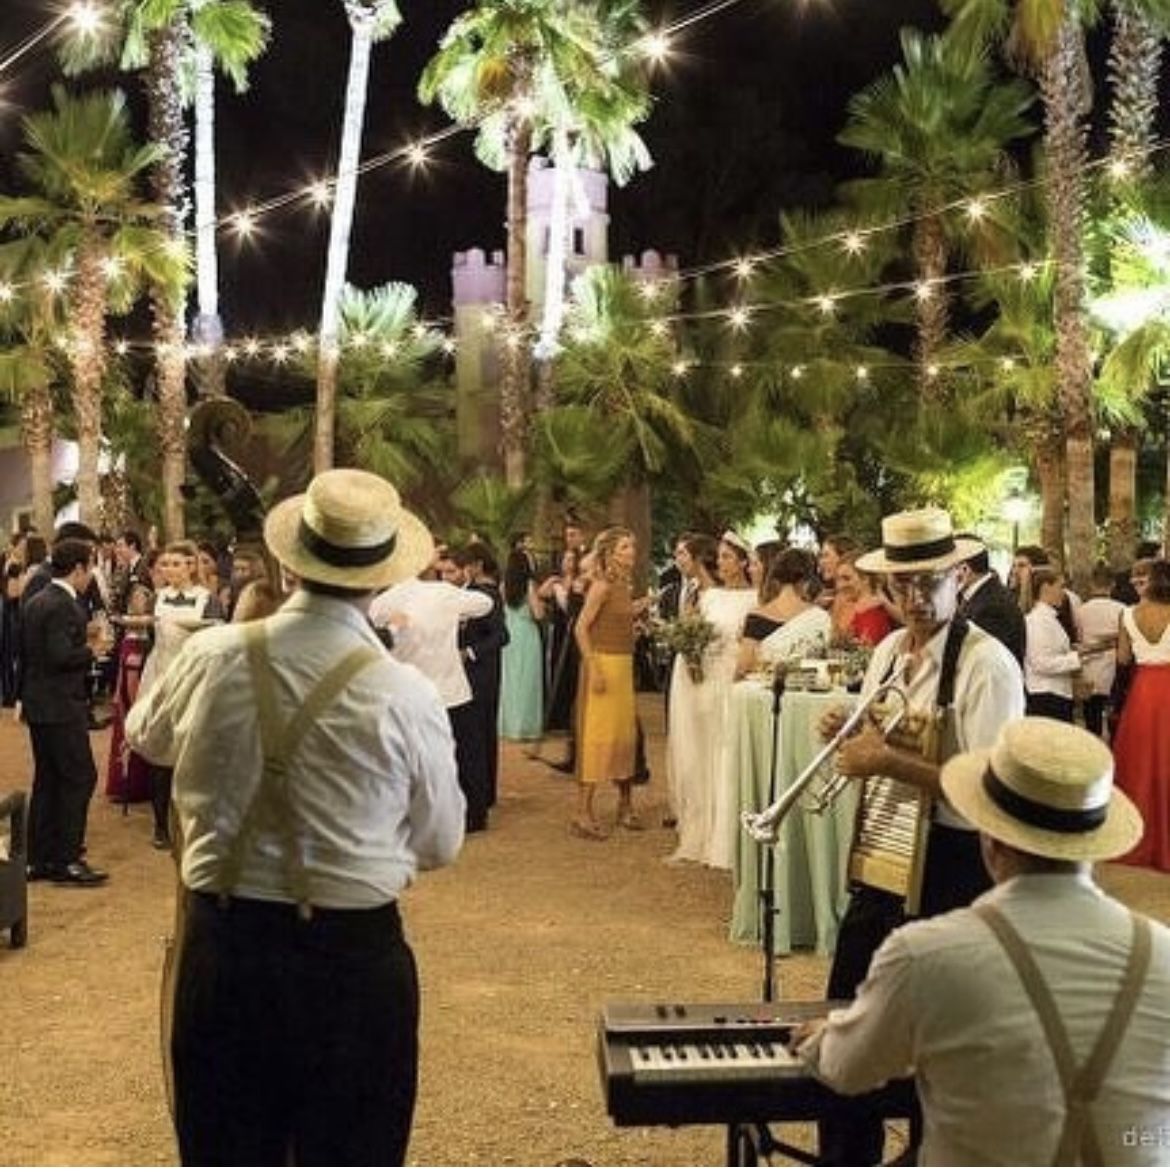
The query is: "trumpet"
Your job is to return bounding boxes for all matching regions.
[740,681,909,844]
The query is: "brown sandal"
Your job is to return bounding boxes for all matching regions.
[570,819,608,841]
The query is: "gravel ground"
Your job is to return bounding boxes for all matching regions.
[1,698,1167,1167]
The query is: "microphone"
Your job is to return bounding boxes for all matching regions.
[770,661,787,711]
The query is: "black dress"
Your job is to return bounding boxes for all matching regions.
[459,581,508,826]
[742,613,783,642]
[1,562,24,706]
[545,587,584,733]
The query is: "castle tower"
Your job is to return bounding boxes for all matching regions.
[621,249,680,291]
[525,156,609,315]
[451,248,506,464]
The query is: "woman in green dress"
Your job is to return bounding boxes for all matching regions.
[498,534,545,741]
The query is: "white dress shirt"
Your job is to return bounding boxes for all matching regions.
[861,621,1025,828]
[805,872,1170,1165]
[126,590,466,908]
[369,578,492,708]
[1025,601,1081,699]
[1078,597,1125,695]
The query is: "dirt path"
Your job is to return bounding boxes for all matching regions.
[1,699,1167,1166]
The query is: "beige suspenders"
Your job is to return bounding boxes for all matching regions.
[975,904,1153,1165]
[212,620,382,918]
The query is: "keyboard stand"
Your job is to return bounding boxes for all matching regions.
[728,1121,819,1167]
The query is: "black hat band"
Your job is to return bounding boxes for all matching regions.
[298,519,397,568]
[983,766,1107,834]
[885,535,956,563]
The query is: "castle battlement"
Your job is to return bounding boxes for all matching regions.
[621,250,680,284]
[452,247,506,307]
[526,156,609,216]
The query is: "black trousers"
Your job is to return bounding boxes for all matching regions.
[1083,694,1107,738]
[173,892,419,1167]
[1026,691,1075,722]
[27,719,97,869]
[449,701,490,832]
[820,825,991,1165]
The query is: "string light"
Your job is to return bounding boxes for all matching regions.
[729,363,743,378]
[306,180,333,209]
[926,363,940,379]
[650,319,669,338]
[100,256,123,281]
[728,306,751,331]
[1018,262,1038,281]
[965,198,987,222]
[640,30,672,63]
[1107,157,1131,181]
[790,365,804,379]
[856,365,869,382]
[842,231,867,256]
[230,209,257,238]
[913,280,934,302]
[1000,357,1016,371]
[815,293,837,316]
[0,283,13,303]
[671,359,689,376]
[405,142,429,169]
[271,344,290,364]
[733,258,756,280]
[43,270,67,295]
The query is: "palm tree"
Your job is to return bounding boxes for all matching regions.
[839,29,1034,401]
[943,0,1102,590]
[532,2,653,384]
[328,282,453,498]
[1106,0,1170,182]
[189,1,271,394]
[314,0,402,474]
[732,209,908,537]
[553,265,696,572]
[61,2,191,536]
[420,0,612,488]
[0,243,61,537]
[1099,0,1170,565]
[0,87,184,527]
[951,256,1066,551]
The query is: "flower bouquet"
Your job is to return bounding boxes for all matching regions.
[654,612,719,684]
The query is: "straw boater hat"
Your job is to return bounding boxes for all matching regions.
[856,507,983,575]
[941,717,1143,862]
[263,468,434,591]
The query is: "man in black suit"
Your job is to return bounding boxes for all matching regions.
[955,537,1026,664]
[21,538,111,885]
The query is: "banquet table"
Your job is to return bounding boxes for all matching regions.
[729,683,859,956]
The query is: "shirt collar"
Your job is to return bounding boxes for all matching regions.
[980,870,1101,905]
[281,588,383,644]
[52,577,78,600]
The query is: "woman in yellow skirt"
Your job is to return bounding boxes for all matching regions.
[573,527,639,839]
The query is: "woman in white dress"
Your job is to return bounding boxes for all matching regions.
[669,532,758,868]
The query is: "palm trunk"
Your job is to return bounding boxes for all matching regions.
[502,119,533,488]
[21,380,56,538]
[1107,428,1138,570]
[1040,20,1095,592]
[1033,418,1066,558]
[315,5,376,473]
[147,24,190,540]
[1107,0,1161,181]
[912,212,949,402]
[536,132,574,372]
[192,38,227,398]
[608,479,652,589]
[70,240,108,527]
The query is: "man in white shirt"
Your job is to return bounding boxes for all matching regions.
[819,508,1025,1163]
[127,469,466,1166]
[370,557,494,831]
[802,717,1170,1166]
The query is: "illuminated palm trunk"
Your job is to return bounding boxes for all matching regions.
[192,36,227,398]
[147,23,190,540]
[315,1,378,473]
[21,379,55,538]
[69,240,108,527]
[1040,17,1095,590]
[502,117,533,488]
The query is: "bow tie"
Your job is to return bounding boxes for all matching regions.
[167,593,197,607]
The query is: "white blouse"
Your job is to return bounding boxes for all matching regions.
[1024,602,1080,699]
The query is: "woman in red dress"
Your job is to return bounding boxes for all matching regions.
[105,582,154,804]
[1113,558,1170,871]
[831,553,896,647]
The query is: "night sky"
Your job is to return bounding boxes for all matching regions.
[1,0,946,335]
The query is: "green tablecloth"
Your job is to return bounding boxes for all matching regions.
[729,684,858,956]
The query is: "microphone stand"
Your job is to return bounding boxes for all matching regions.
[758,663,786,1003]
